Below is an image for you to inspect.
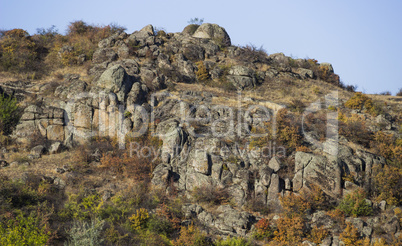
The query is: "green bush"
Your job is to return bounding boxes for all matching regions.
[338,189,373,217]
[59,193,104,221]
[65,218,105,246]
[215,236,252,246]
[0,175,45,209]
[0,211,52,246]
[0,93,20,135]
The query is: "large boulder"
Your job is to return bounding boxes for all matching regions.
[293,152,342,197]
[227,65,257,89]
[92,48,118,64]
[128,24,155,40]
[97,65,133,102]
[193,23,231,46]
[214,205,255,236]
[156,119,187,162]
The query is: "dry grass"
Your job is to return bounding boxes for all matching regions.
[169,79,353,111]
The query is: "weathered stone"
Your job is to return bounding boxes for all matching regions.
[47,125,65,141]
[97,65,133,102]
[185,172,213,191]
[73,104,93,129]
[182,24,200,35]
[295,68,314,79]
[53,177,66,189]
[30,145,46,158]
[92,48,118,64]
[227,75,255,90]
[56,167,65,174]
[362,226,373,237]
[229,184,246,206]
[260,166,273,187]
[214,205,254,236]
[0,160,8,168]
[384,216,400,235]
[190,150,210,174]
[379,200,386,211]
[129,24,154,40]
[55,80,88,99]
[49,142,62,154]
[285,178,291,190]
[311,211,334,229]
[182,203,204,218]
[319,62,334,73]
[193,23,231,46]
[293,152,342,197]
[267,173,281,201]
[268,156,283,172]
[302,241,316,246]
[156,119,186,160]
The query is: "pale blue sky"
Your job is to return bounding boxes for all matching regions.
[1,0,401,94]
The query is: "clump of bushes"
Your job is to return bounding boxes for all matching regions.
[253,218,273,241]
[338,189,373,217]
[195,61,209,82]
[339,222,369,246]
[338,112,373,147]
[0,211,53,245]
[191,185,230,205]
[370,131,402,167]
[397,88,402,96]
[173,223,209,246]
[0,29,40,75]
[344,92,384,116]
[372,164,402,205]
[0,93,21,135]
[65,218,105,246]
[238,44,268,63]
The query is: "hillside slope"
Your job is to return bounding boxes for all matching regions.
[0,22,401,245]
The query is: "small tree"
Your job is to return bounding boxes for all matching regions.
[0,93,20,135]
[188,18,204,25]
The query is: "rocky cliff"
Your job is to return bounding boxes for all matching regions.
[0,23,401,245]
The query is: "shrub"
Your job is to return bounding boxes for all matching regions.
[279,192,311,218]
[273,216,306,244]
[129,208,149,231]
[0,93,20,135]
[339,222,368,246]
[345,92,372,110]
[238,44,268,63]
[191,185,230,205]
[317,65,340,84]
[372,165,402,205]
[0,211,52,246]
[338,189,373,217]
[253,218,273,240]
[65,218,105,246]
[59,193,104,221]
[339,113,373,147]
[308,226,329,244]
[195,61,209,82]
[397,88,402,96]
[172,223,209,246]
[188,18,204,25]
[371,132,402,168]
[0,175,47,209]
[288,99,305,113]
[215,236,252,246]
[344,92,383,116]
[0,29,40,73]
[100,152,154,180]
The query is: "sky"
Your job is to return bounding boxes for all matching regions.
[0,0,401,94]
